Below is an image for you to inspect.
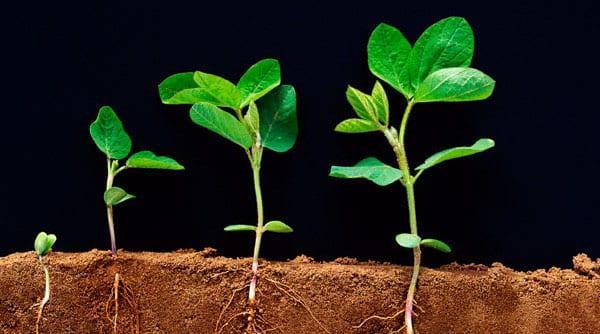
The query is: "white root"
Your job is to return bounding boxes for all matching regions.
[35,257,50,334]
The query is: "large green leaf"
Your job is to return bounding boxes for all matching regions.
[346,86,378,121]
[371,81,389,124]
[34,232,57,257]
[192,71,241,109]
[237,59,281,108]
[395,233,421,249]
[189,103,253,149]
[421,239,452,253]
[407,17,474,88]
[258,85,298,153]
[224,224,257,232]
[104,187,135,206]
[334,119,379,133]
[158,72,207,105]
[263,220,293,233]
[414,68,495,103]
[416,138,495,171]
[89,106,132,159]
[329,157,403,186]
[367,23,413,97]
[126,151,184,170]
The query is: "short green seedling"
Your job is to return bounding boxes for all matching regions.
[330,17,495,334]
[160,59,317,333]
[33,232,57,334]
[90,106,184,257]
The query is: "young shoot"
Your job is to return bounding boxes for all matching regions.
[158,59,297,310]
[90,106,184,257]
[33,232,57,334]
[330,17,495,334]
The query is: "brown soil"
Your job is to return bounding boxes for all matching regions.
[1,250,599,334]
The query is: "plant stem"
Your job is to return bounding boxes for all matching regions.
[384,101,421,334]
[248,145,264,304]
[106,159,117,257]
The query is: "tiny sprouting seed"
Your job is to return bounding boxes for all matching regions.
[159,58,297,308]
[33,232,56,334]
[90,106,184,257]
[330,17,495,334]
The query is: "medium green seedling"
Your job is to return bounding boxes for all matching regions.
[330,17,495,334]
[33,232,57,334]
[90,106,184,257]
[159,59,300,330]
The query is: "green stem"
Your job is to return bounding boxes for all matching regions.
[248,145,264,304]
[106,159,117,257]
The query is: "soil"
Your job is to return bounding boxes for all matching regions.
[1,249,599,334]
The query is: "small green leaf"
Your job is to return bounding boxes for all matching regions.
[189,102,253,149]
[414,67,495,103]
[158,72,208,105]
[371,81,389,124]
[34,232,57,257]
[346,86,378,121]
[104,187,135,206]
[329,157,403,186]
[237,59,281,108]
[126,151,184,170]
[263,220,294,233]
[395,233,421,249]
[89,106,132,160]
[367,23,413,97]
[407,17,474,88]
[421,239,452,253]
[192,71,241,109]
[258,85,298,153]
[334,119,379,133]
[416,138,495,171]
[244,101,260,133]
[224,224,257,232]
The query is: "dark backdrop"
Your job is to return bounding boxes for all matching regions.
[1,1,598,270]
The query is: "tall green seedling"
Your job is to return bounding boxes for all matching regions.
[90,106,184,257]
[33,232,57,334]
[159,59,301,331]
[330,17,495,334]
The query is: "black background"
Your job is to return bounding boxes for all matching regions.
[1,1,598,270]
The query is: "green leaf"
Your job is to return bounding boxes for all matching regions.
[244,101,260,133]
[126,151,184,170]
[263,220,294,233]
[395,233,421,249]
[192,71,241,109]
[34,232,57,257]
[104,187,135,206]
[414,67,495,103]
[407,17,474,88]
[237,59,281,108]
[421,239,452,253]
[224,224,257,232]
[89,106,132,160]
[334,119,379,133]
[258,85,298,153]
[329,157,403,186]
[371,81,389,124]
[189,102,253,149]
[158,72,209,105]
[346,86,378,121]
[416,138,495,171]
[367,23,413,97]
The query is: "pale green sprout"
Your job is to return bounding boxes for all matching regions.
[159,59,298,311]
[33,232,57,334]
[90,106,184,257]
[330,17,495,334]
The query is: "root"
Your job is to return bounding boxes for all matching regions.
[35,300,47,334]
[214,284,250,333]
[263,277,331,334]
[105,272,140,334]
[34,262,50,334]
[353,309,405,329]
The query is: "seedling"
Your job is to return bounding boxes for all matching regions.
[33,232,56,334]
[159,59,299,331]
[90,106,184,257]
[330,17,495,333]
